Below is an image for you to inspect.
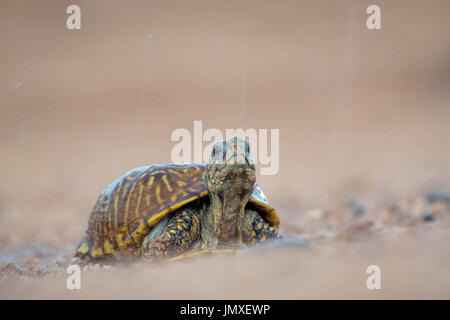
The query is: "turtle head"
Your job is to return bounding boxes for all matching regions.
[204,137,256,195]
[204,137,256,244]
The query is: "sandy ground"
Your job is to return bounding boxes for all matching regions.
[0,0,450,299]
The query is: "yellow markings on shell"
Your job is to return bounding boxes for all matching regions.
[113,180,123,229]
[176,219,183,223]
[116,230,133,249]
[168,169,182,176]
[182,168,190,173]
[155,185,162,204]
[145,194,151,206]
[151,170,167,175]
[138,173,147,180]
[170,230,177,234]
[92,246,103,257]
[122,182,130,197]
[146,211,171,228]
[132,219,148,243]
[147,176,155,187]
[135,183,144,218]
[170,193,177,202]
[162,174,173,192]
[261,235,267,242]
[256,223,262,230]
[177,225,182,230]
[126,175,135,181]
[251,231,256,237]
[181,239,185,245]
[114,194,120,229]
[124,182,137,224]
[116,233,124,247]
[119,226,128,233]
[176,180,186,187]
[78,241,89,254]
[103,239,114,254]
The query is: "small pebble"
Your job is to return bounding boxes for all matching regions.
[422,211,435,222]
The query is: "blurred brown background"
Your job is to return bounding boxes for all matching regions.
[0,0,449,299]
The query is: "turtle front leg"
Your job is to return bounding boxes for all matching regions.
[242,209,279,245]
[142,207,200,259]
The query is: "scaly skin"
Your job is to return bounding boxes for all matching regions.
[142,208,201,258]
[142,137,278,259]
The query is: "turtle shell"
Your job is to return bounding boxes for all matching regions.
[76,163,280,259]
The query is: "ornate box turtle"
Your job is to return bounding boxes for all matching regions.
[75,137,280,261]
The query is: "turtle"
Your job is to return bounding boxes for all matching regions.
[75,137,280,261]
